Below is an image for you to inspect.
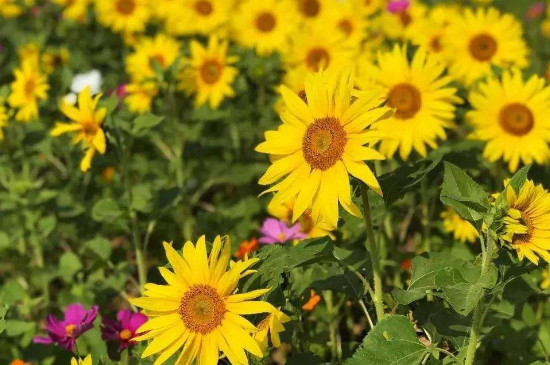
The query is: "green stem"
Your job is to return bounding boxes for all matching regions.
[360,183,385,321]
[323,291,340,363]
[464,234,494,365]
[120,348,129,365]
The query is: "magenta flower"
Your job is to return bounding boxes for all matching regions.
[387,0,410,13]
[101,309,147,350]
[527,2,546,21]
[259,218,306,244]
[33,303,98,352]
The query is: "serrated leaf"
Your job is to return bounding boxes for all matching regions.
[344,315,429,365]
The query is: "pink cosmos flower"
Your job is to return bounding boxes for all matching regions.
[387,0,410,13]
[33,303,98,352]
[101,309,147,350]
[259,218,306,244]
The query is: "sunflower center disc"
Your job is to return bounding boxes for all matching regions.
[306,48,330,71]
[387,83,422,119]
[200,60,222,84]
[469,33,497,61]
[116,0,136,15]
[256,12,276,32]
[300,0,320,17]
[24,79,35,97]
[302,117,346,170]
[179,284,225,334]
[512,213,534,245]
[195,0,213,16]
[338,19,353,36]
[499,103,534,136]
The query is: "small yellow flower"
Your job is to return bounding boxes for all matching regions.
[441,207,479,244]
[52,0,91,22]
[254,308,290,353]
[8,59,49,122]
[540,268,550,290]
[126,33,180,82]
[0,0,27,18]
[95,0,151,33]
[71,355,92,365]
[51,87,107,172]
[124,80,158,114]
[542,19,550,38]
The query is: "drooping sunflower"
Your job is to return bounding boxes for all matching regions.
[358,45,462,160]
[95,0,150,33]
[126,34,180,81]
[165,0,232,36]
[268,199,334,239]
[178,36,238,109]
[8,59,49,122]
[501,180,550,265]
[256,68,391,228]
[254,309,290,353]
[51,87,107,172]
[443,7,529,86]
[130,236,283,365]
[231,0,297,56]
[441,207,479,244]
[467,70,550,172]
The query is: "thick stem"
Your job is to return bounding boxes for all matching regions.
[120,348,129,365]
[360,183,385,321]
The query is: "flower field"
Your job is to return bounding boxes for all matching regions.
[2,0,550,364]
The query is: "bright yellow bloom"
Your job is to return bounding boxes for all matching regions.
[351,0,384,17]
[292,0,334,24]
[325,1,368,47]
[164,0,232,36]
[0,0,28,17]
[51,87,107,172]
[0,100,8,140]
[130,236,281,365]
[95,0,150,33]
[256,68,390,228]
[126,34,180,81]
[52,0,91,22]
[441,207,479,244]
[254,308,290,353]
[178,36,238,109]
[231,0,297,56]
[125,81,158,114]
[71,355,92,365]
[501,180,550,265]
[17,42,40,66]
[467,70,550,172]
[358,46,461,160]
[268,199,334,239]
[541,268,550,289]
[443,7,529,86]
[8,60,49,122]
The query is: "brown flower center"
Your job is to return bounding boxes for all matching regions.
[430,35,442,53]
[499,103,534,136]
[398,11,412,27]
[82,121,98,138]
[256,12,276,32]
[179,284,225,334]
[119,329,132,340]
[512,213,533,245]
[387,83,422,119]
[299,0,320,17]
[200,60,222,84]
[24,78,35,97]
[302,117,346,170]
[469,33,497,62]
[338,19,353,36]
[116,0,135,15]
[195,0,213,16]
[305,47,330,71]
[150,54,166,68]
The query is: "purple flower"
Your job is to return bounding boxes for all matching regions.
[259,218,306,244]
[387,0,410,13]
[527,2,546,20]
[101,309,147,350]
[33,303,98,352]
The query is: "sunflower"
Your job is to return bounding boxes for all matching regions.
[52,0,90,22]
[51,87,107,172]
[125,81,159,114]
[126,34,180,81]
[95,0,150,33]
[268,199,334,239]
[130,236,283,365]
[178,36,238,109]
[325,0,368,46]
[467,70,550,172]
[254,309,290,353]
[376,0,427,40]
[165,0,232,36]
[443,7,529,86]
[501,180,550,265]
[256,68,390,228]
[8,59,49,122]
[0,0,26,17]
[358,45,462,160]
[292,0,334,23]
[231,0,297,56]
[441,207,479,244]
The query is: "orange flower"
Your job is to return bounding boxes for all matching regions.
[400,258,412,271]
[101,166,115,182]
[302,289,321,311]
[11,360,26,365]
[234,237,259,259]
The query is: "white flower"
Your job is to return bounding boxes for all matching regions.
[70,70,102,95]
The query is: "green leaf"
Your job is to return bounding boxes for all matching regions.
[83,237,112,261]
[58,251,83,278]
[344,315,429,365]
[0,299,7,334]
[131,113,164,136]
[507,165,531,194]
[92,198,124,222]
[440,162,489,225]
[4,320,35,336]
[131,184,153,213]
